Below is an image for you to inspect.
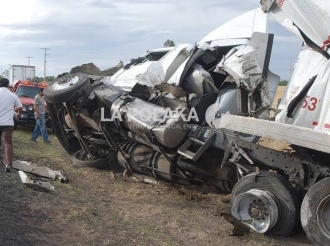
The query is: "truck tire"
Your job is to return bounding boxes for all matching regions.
[73,150,109,169]
[301,178,330,246]
[231,171,300,236]
[47,102,81,155]
[44,73,91,103]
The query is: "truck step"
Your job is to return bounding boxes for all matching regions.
[178,133,215,161]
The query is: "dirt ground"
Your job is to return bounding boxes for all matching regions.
[0,87,313,246]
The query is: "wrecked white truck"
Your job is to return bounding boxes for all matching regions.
[45,8,272,192]
[44,1,330,245]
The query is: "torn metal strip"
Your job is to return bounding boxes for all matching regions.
[13,160,68,182]
[18,171,55,191]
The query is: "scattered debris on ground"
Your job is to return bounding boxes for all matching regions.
[13,160,68,182]
[18,171,55,191]
[221,212,250,236]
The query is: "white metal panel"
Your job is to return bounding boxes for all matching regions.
[275,46,330,130]
[2,70,9,80]
[210,39,249,48]
[266,70,280,102]
[198,8,268,44]
[25,66,35,80]
[107,62,154,91]
[264,0,330,52]
[215,45,261,81]
[215,32,273,82]
[9,65,35,84]
[268,1,330,133]
[304,60,330,132]
[218,114,330,154]
[155,44,193,82]
[264,4,303,41]
[107,47,178,91]
[105,45,193,91]
[166,58,189,86]
[277,45,327,110]
[13,65,24,83]
[166,43,214,86]
[9,68,14,84]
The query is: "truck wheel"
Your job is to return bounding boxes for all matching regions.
[73,150,109,169]
[47,102,81,155]
[301,178,330,246]
[231,171,299,236]
[44,73,91,103]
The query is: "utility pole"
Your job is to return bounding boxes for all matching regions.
[41,48,50,83]
[26,56,33,66]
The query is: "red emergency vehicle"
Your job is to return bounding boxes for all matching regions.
[13,81,51,129]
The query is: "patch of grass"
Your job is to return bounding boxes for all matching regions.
[13,126,67,163]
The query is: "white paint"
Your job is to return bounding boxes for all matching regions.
[263,0,330,52]
[198,8,268,44]
[219,114,330,154]
[18,171,55,191]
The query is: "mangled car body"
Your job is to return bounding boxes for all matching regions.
[45,2,330,245]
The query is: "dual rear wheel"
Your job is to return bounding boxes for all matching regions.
[231,171,300,236]
[231,172,330,246]
[301,178,330,246]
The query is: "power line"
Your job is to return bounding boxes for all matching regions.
[41,48,50,83]
[25,56,33,66]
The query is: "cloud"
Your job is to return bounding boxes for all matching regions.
[84,0,117,8]
[0,0,301,80]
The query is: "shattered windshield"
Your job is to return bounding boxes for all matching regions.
[135,51,169,64]
[145,52,168,61]
[16,85,41,98]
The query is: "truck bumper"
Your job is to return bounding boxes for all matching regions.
[14,113,52,129]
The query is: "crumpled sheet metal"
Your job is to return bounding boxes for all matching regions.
[263,0,330,52]
[13,160,68,183]
[18,171,55,191]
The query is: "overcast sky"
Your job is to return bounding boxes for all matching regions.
[0,0,302,80]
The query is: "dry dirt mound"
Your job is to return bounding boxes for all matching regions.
[68,61,123,76]
[99,61,124,76]
[70,63,100,75]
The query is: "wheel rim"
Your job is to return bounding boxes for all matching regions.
[317,194,330,239]
[232,188,279,233]
[52,75,79,90]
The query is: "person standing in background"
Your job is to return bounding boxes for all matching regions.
[31,88,51,143]
[0,78,23,172]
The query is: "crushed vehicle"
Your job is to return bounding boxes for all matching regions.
[13,80,52,129]
[45,8,272,191]
[44,1,330,245]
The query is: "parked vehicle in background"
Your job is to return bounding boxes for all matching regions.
[3,65,36,85]
[13,81,52,129]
